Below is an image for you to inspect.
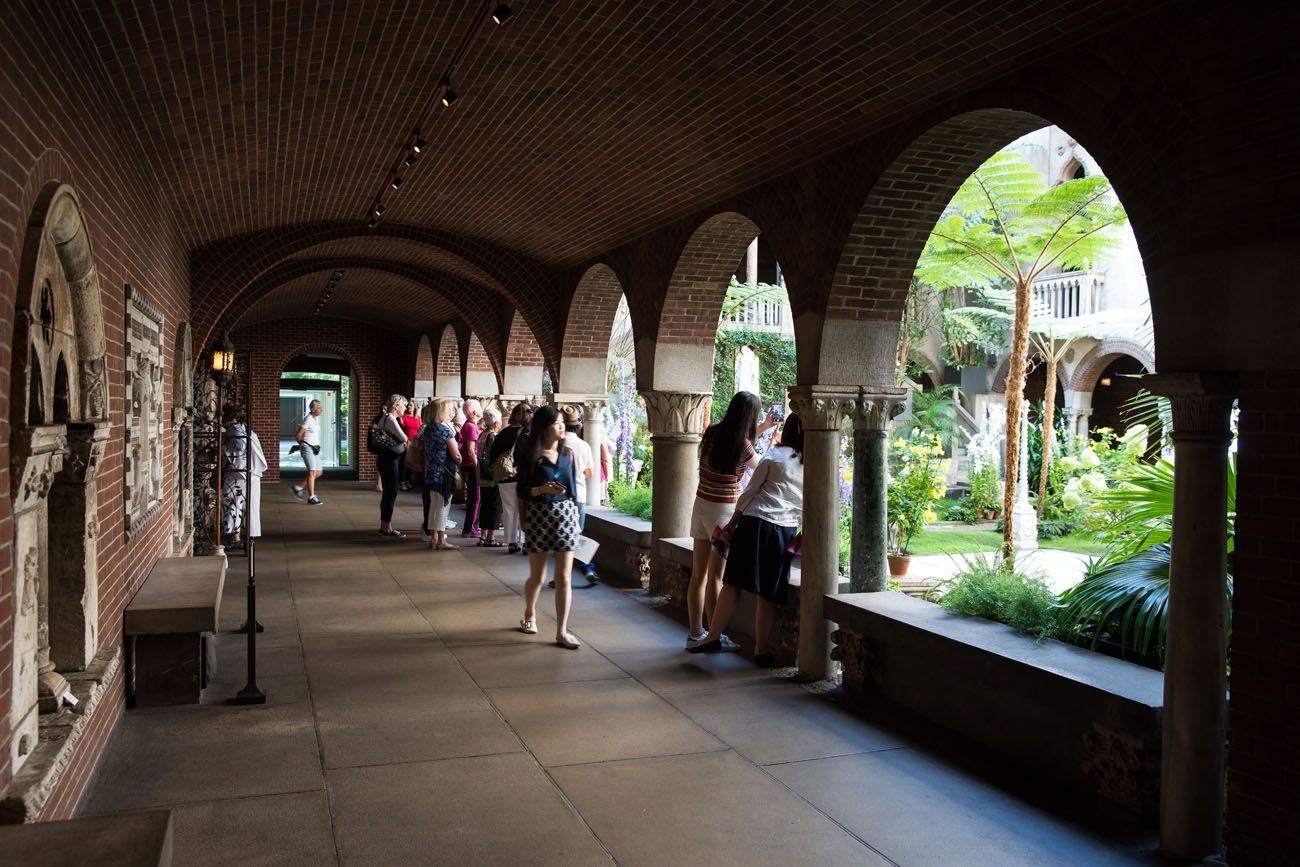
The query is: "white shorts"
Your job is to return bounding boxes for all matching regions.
[301,444,322,472]
[689,496,736,541]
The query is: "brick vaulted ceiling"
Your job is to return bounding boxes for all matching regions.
[73,0,1145,332]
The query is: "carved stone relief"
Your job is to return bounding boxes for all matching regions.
[171,324,194,553]
[124,284,165,539]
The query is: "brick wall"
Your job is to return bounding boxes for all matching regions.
[434,323,463,388]
[505,309,545,367]
[1229,374,1300,865]
[466,331,494,373]
[560,264,624,360]
[0,6,191,805]
[414,335,434,382]
[231,317,414,483]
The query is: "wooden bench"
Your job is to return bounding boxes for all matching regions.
[0,810,172,866]
[124,557,226,707]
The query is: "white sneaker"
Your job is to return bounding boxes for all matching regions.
[685,632,708,650]
[718,635,741,652]
[444,519,457,530]
[420,530,432,543]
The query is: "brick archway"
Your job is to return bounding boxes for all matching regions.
[558,263,625,394]
[502,309,545,395]
[433,323,465,397]
[1067,339,1156,392]
[640,211,760,392]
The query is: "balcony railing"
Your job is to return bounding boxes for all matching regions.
[1032,269,1105,319]
[722,298,787,333]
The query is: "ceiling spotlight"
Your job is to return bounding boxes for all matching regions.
[403,153,417,168]
[412,137,428,154]
[441,87,458,107]
[368,217,378,228]
[491,4,513,24]
[391,176,403,190]
[374,203,386,215]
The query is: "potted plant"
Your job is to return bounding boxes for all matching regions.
[886,432,950,576]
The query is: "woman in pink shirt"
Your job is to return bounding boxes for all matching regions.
[460,398,483,537]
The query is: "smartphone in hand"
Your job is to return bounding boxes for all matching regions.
[768,402,785,423]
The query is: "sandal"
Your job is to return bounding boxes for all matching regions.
[519,619,538,635]
[484,540,504,547]
[437,542,456,550]
[555,632,582,650]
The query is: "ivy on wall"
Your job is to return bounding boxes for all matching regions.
[711,330,797,421]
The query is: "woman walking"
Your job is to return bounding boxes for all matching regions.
[491,403,532,553]
[689,414,804,666]
[685,391,775,650]
[517,404,582,649]
[476,410,504,546]
[376,394,409,538]
[459,398,484,537]
[420,399,461,550]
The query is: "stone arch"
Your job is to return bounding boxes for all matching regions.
[502,309,546,397]
[8,183,111,778]
[1067,339,1156,392]
[465,330,500,397]
[642,211,761,393]
[559,263,625,394]
[434,323,465,398]
[171,323,195,554]
[413,334,434,400]
[810,109,1051,386]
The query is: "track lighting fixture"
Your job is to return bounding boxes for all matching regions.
[391,176,403,190]
[403,153,417,168]
[441,87,459,107]
[412,137,427,154]
[374,203,386,215]
[491,5,512,24]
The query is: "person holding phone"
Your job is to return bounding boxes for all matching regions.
[685,391,775,650]
[690,413,804,666]
[515,404,583,649]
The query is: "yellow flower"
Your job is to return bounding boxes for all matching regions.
[923,509,938,522]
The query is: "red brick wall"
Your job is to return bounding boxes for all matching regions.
[466,331,494,373]
[434,323,463,388]
[414,334,434,381]
[1229,374,1300,865]
[560,264,624,361]
[0,6,191,804]
[39,664,124,821]
[657,212,758,347]
[232,317,414,482]
[505,309,545,367]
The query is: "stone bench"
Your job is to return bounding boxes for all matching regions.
[654,537,845,665]
[124,557,226,707]
[0,810,172,865]
[826,591,1164,824]
[582,507,652,589]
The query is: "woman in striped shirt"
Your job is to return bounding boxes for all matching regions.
[685,391,776,650]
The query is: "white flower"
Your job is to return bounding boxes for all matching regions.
[1062,491,1083,510]
[1081,472,1107,493]
[1080,449,1100,469]
[1058,455,1080,473]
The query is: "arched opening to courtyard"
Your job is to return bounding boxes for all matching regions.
[279,350,356,478]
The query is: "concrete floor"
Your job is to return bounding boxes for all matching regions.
[83,483,1161,866]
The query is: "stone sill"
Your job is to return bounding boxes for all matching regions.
[826,592,1162,823]
[584,507,652,546]
[658,537,831,596]
[583,508,653,589]
[1,646,122,823]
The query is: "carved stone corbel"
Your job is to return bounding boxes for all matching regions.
[640,391,710,440]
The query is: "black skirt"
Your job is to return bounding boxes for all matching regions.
[722,514,797,604]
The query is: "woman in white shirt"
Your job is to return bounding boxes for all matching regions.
[688,414,804,666]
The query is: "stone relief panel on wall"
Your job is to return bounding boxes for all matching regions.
[124,284,165,539]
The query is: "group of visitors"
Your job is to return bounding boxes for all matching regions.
[283,386,803,663]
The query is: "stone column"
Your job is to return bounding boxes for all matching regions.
[1064,388,1094,441]
[582,397,608,509]
[850,391,906,593]
[788,386,858,680]
[641,391,710,595]
[1146,372,1235,862]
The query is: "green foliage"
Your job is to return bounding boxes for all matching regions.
[1057,545,1173,663]
[607,479,653,520]
[903,385,965,451]
[711,329,797,423]
[887,432,950,555]
[941,304,1008,368]
[934,554,1063,640]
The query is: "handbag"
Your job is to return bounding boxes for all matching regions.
[405,426,425,472]
[366,425,404,457]
[786,531,803,557]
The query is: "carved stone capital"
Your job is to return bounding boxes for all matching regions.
[56,421,110,485]
[640,391,710,440]
[1143,372,1238,445]
[11,425,66,511]
[851,388,908,432]
[787,385,859,431]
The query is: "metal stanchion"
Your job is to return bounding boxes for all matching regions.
[228,400,266,705]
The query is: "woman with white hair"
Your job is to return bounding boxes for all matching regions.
[459,398,484,537]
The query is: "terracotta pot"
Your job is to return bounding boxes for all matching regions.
[887,554,911,577]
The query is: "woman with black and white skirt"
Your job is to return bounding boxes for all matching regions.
[516,404,583,649]
[689,413,805,667]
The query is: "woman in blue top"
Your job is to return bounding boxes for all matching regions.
[421,399,462,550]
[516,404,582,649]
